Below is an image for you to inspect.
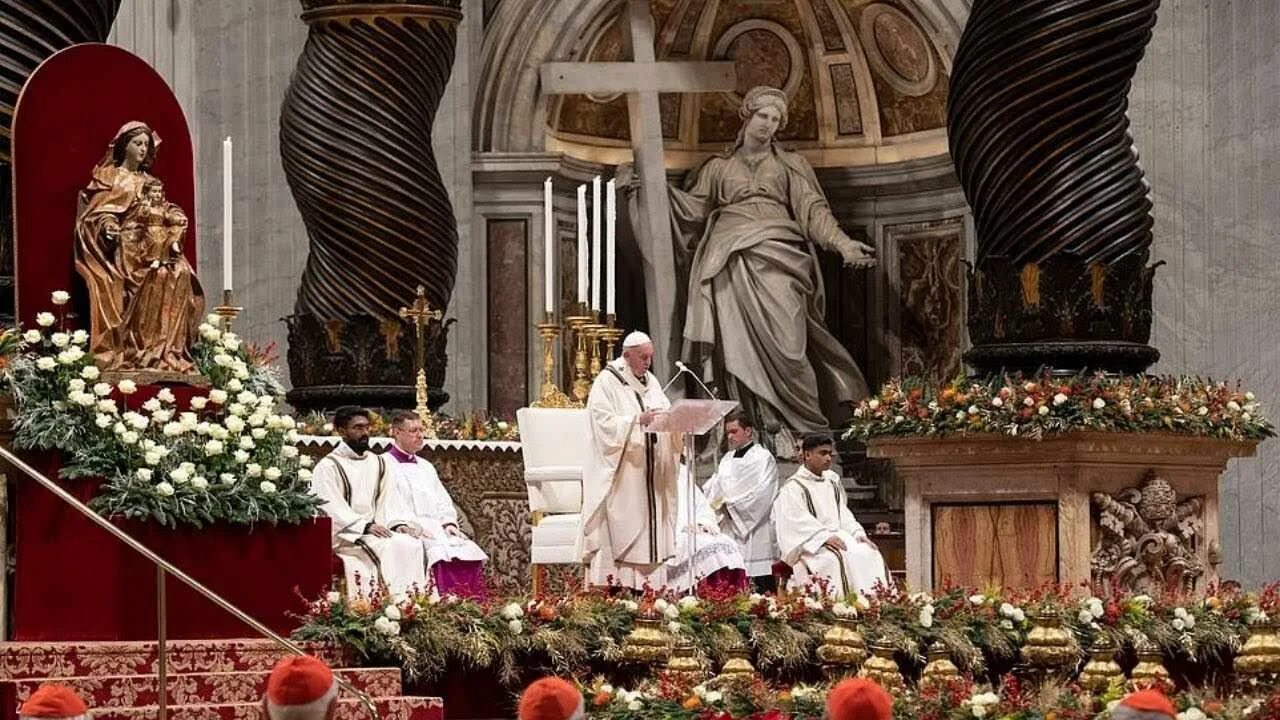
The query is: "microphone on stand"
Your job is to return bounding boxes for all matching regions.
[675,360,718,399]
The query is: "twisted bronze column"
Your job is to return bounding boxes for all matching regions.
[0,1,122,319]
[948,0,1163,375]
[280,0,461,410]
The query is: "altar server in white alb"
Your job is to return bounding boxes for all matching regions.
[581,331,684,589]
[702,410,779,590]
[386,410,489,598]
[665,462,747,591]
[774,432,889,597]
[310,406,426,598]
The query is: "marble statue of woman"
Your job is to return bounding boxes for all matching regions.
[75,121,205,375]
[629,86,875,452]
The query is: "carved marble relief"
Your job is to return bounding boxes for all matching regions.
[1091,471,1205,595]
[888,220,966,381]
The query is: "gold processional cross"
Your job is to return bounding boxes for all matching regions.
[398,285,443,435]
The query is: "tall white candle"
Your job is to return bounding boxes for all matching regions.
[576,184,588,304]
[591,175,602,312]
[222,137,233,292]
[606,179,617,316]
[543,177,554,315]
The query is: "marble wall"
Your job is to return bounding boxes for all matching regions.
[1129,0,1280,585]
[109,0,484,412]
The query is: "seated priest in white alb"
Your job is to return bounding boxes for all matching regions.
[309,406,426,598]
[702,410,779,591]
[582,331,684,590]
[665,463,748,593]
[386,410,488,599]
[774,432,889,598]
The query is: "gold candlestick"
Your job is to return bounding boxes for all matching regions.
[213,289,243,330]
[398,285,443,438]
[583,318,606,377]
[597,314,624,363]
[533,316,578,408]
[564,307,594,402]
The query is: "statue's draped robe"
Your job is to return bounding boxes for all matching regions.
[75,161,203,372]
[774,466,888,597]
[311,443,427,597]
[664,464,746,590]
[581,358,683,589]
[387,445,487,597]
[668,149,870,445]
[703,442,779,577]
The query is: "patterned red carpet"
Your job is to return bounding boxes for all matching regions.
[0,639,443,719]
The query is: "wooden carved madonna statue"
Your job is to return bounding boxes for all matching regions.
[74,121,205,378]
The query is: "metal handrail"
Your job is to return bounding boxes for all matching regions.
[0,445,382,720]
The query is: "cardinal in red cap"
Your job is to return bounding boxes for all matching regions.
[826,678,893,720]
[1110,689,1177,720]
[18,684,89,720]
[262,655,339,720]
[518,677,584,720]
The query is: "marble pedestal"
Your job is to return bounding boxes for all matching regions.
[867,432,1257,592]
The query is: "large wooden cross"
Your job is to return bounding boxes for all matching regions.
[541,0,736,367]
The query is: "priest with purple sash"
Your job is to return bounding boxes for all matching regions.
[386,410,489,598]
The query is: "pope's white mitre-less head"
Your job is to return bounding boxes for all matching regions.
[619,331,654,379]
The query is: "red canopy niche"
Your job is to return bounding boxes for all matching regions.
[11,43,197,328]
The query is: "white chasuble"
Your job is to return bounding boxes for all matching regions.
[582,358,683,589]
[310,442,427,598]
[390,452,488,568]
[664,465,746,589]
[773,466,889,598]
[702,442,779,576]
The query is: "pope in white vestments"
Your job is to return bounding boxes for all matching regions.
[702,411,778,584]
[385,411,488,598]
[774,433,889,597]
[665,463,747,591]
[310,407,427,598]
[581,332,685,590]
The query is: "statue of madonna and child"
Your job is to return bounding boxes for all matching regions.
[621,86,876,455]
[74,121,205,381]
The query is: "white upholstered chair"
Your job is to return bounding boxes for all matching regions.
[516,407,590,592]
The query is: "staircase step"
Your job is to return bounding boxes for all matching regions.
[0,641,345,680]
[88,696,444,720]
[6,668,400,708]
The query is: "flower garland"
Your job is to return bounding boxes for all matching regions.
[293,581,1280,702]
[5,292,320,527]
[298,409,520,442]
[845,373,1274,442]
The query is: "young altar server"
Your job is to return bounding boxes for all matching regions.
[262,655,339,720]
[310,406,426,598]
[386,410,488,598]
[517,677,585,720]
[19,684,89,720]
[702,410,779,590]
[665,463,748,591]
[773,433,889,597]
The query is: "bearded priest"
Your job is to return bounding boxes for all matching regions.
[385,410,488,598]
[310,406,426,598]
[582,331,684,590]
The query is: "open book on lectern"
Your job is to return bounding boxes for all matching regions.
[643,399,740,435]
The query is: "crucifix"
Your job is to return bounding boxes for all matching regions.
[399,284,443,436]
[540,0,736,367]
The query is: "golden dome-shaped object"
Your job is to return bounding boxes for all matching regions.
[621,616,670,665]
[920,641,960,687]
[1129,636,1169,684]
[817,617,868,679]
[1020,609,1077,669]
[1078,635,1125,692]
[859,641,904,690]
[1234,620,1280,675]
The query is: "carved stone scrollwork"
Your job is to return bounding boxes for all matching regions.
[1091,470,1204,595]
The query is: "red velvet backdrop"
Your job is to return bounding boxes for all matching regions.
[11,43,197,327]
